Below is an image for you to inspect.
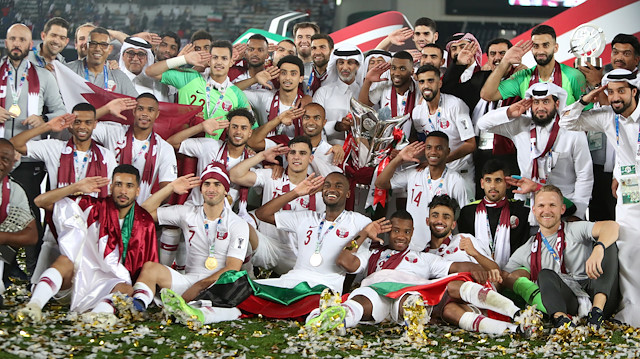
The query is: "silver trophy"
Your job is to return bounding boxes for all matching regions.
[348,97,410,169]
[569,23,606,68]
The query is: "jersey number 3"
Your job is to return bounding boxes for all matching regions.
[304,230,313,245]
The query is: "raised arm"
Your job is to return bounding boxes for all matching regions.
[358,62,391,107]
[246,108,305,151]
[10,113,73,155]
[480,40,532,101]
[167,117,229,150]
[229,144,289,186]
[374,141,425,189]
[235,67,280,90]
[141,174,201,221]
[145,51,211,80]
[255,173,324,225]
[336,218,391,272]
[34,177,110,212]
[375,28,413,51]
[95,98,138,120]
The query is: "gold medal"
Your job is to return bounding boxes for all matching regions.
[205,256,218,270]
[8,104,21,117]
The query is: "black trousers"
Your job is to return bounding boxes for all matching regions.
[588,164,616,221]
[538,244,619,318]
[10,161,46,274]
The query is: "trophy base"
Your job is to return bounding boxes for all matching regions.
[575,57,602,69]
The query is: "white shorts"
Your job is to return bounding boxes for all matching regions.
[168,267,210,295]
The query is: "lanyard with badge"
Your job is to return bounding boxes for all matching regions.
[84,63,109,90]
[427,168,447,197]
[7,62,29,117]
[31,46,46,67]
[425,97,443,133]
[73,147,91,182]
[310,211,345,267]
[615,114,640,204]
[203,210,224,270]
[205,82,226,118]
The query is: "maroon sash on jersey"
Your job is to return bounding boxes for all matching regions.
[530,222,566,282]
[267,92,304,137]
[58,139,109,197]
[0,176,10,223]
[529,114,560,182]
[119,128,159,192]
[367,245,410,275]
[390,83,416,119]
[529,61,562,88]
[282,173,316,211]
[217,142,250,207]
[0,59,40,134]
[308,66,328,94]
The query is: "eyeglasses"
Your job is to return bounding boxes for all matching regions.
[124,51,148,59]
[88,41,110,50]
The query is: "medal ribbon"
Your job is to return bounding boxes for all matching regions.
[314,211,346,255]
[426,168,448,197]
[84,61,109,90]
[7,61,29,106]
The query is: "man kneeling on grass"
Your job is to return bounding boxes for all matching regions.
[306,205,540,339]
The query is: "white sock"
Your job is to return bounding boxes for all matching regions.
[158,228,181,266]
[175,240,187,271]
[458,311,517,335]
[459,281,519,318]
[342,300,364,328]
[29,268,63,309]
[132,282,154,308]
[92,294,116,314]
[200,306,242,323]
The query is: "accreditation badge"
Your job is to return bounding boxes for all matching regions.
[620,165,640,204]
[587,131,604,151]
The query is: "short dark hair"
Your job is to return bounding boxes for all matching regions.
[481,159,510,177]
[72,102,96,115]
[416,64,441,77]
[88,27,110,41]
[486,38,512,53]
[392,50,414,62]
[531,25,556,40]
[422,43,444,57]
[293,22,319,37]
[113,164,140,185]
[211,40,233,57]
[137,92,159,105]
[428,194,459,214]
[311,33,334,49]
[226,108,255,126]
[279,39,295,47]
[278,55,304,75]
[190,30,212,43]
[390,210,413,222]
[288,135,313,152]
[612,33,640,57]
[248,34,268,47]
[425,130,449,144]
[414,17,437,32]
[43,17,70,34]
[0,138,15,151]
[160,31,181,47]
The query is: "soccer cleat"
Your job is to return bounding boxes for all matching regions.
[15,302,43,323]
[160,288,205,325]
[401,294,430,343]
[305,305,347,335]
[552,314,575,329]
[318,288,342,312]
[514,305,543,338]
[79,312,118,328]
[586,307,604,330]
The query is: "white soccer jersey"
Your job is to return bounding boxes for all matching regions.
[313,80,361,144]
[26,139,117,194]
[157,205,249,276]
[263,139,341,177]
[427,233,491,264]
[179,138,249,205]
[92,121,178,202]
[369,81,420,137]
[244,89,297,137]
[412,93,475,173]
[363,248,452,279]
[274,210,371,291]
[390,166,468,251]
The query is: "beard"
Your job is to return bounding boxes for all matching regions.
[8,48,28,61]
[532,107,557,127]
[429,225,450,239]
[339,72,355,83]
[535,53,554,66]
[611,99,632,115]
[421,88,438,102]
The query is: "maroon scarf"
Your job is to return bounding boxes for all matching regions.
[58,139,109,197]
[119,128,159,192]
[0,59,40,133]
[530,114,560,182]
[0,176,10,223]
[530,222,566,282]
[308,66,328,94]
[367,245,410,275]
[282,172,316,211]
[529,60,562,88]
[475,197,510,231]
[84,196,158,278]
[390,82,416,118]
[267,91,304,137]
[217,142,250,206]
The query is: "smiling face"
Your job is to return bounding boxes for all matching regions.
[322,172,350,208]
[0,142,16,181]
[311,38,331,69]
[487,42,509,70]
[295,27,315,58]
[607,81,637,115]
[86,32,112,67]
[286,142,313,174]
[279,62,303,92]
[123,48,148,75]
[5,24,32,62]
[75,25,94,59]
[481,170,507,202]
[611,43,640,71]
[41,24,69,57]
[70,110,97,143]
[133,97,159,131]
[110,173,140,209]
[389,217,413,251]
[245,38,268,68]
[448,39,470,61]
[413,25,437,51]
[532,190,565,231]
[424,136,449,167]
[427,205,456,239]
[390,57,413,89]
[201,178,227,206]
[227,115,252,147]
[531,34,557,66]
[337,58,359,84]
[209,46,232,78]
[302,104,326,137]
[417,70,441,102]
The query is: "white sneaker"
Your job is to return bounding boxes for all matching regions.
[16,303,42,323]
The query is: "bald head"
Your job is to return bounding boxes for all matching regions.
[6,24,33,62]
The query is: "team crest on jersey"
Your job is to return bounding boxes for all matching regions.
[62,146,73,155]
[404,255,418,263]
[299,197,309,208]
[217,232,228,240]
[222,100,233,112]
[440,119,450,129]
[510,215,519,229]
[336,229,349,238]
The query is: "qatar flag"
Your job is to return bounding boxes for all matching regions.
[329,11,413,52]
